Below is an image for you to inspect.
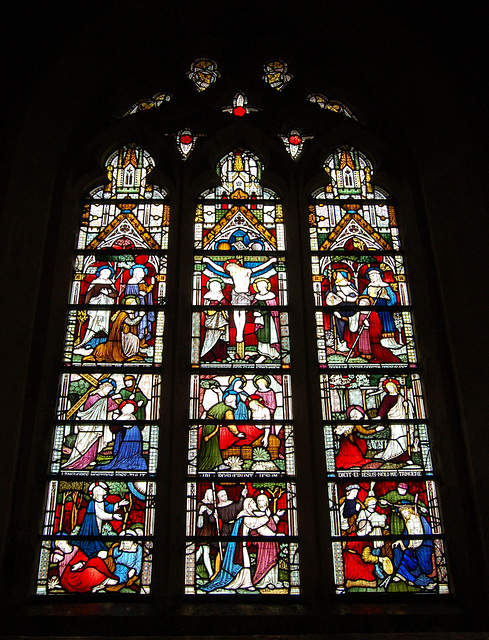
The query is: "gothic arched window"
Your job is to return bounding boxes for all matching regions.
[310,146,448,594]
[185,149,299,595]
[37,145,169,595]
[34,59,449,600]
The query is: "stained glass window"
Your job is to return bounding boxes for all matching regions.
[123,92,172,116]
[262,60,293,91]
[308,94,357,120]
[309,145,448,593]
[185,149,300,595]
[279,129,313,161]
[222,92,259,117]
[31,59,450,602]
[36,144,168,595]
[186,58,221,92]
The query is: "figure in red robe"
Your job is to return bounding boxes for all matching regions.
[347,295,401,364]
[51,540,118,593]
[335,405,384,469]
[251,493,285,589]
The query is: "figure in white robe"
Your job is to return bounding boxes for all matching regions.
[374,379,413,464]
[252,278,281,363]
[200,279,229,361]
[63,380,118,470]
[224,498,277,591]
[74,266,118,353]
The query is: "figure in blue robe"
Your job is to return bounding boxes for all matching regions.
[113,541,143,583]
[392,503,435,588]
[362,267,398,335]
[122,265,155,343]
[75,499,117,558]
[96,424,147,471]
[223,378,249,420]
[200,518,244,592]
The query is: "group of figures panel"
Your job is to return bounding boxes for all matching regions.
[186,480,299,595]
[321,373,432,476]
[192,255,289,368]
[65,254,166,366]
[330,479,448,594]
[52,373,160,475]
[312,256,414,368]
[38,479,155,595]
[189,374,294,477]
[39,370,159,594]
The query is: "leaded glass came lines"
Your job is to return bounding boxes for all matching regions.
[36,145,167,595]
[310,146,449,594]
[185,150,300,595]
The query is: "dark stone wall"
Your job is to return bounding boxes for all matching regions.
[1,1,487,634]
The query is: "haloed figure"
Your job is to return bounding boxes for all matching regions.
[75,482,129,558]
[121,265,155,346]
[252,278,281,363]
[223,376,249,420]
[83,296,145,363]
[362,267,402,351]
[392,504,435,589]
[374,379,413,464]
[62,379,118,470]
[253,375,277,416]
[95,399,147,472]
[325,269,358,353]
[252,493,285,589]
[74,266,118,353]
[201,278,229,362]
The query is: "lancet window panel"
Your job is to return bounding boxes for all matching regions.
[329,479,449,594]
[189,374,293,421]
[185,481,300,595]
[36,145,168,596]
[185,149,300,596]
[191,253,290,368]
[311,145,449,594]
[188,373,295,479]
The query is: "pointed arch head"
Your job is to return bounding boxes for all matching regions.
[312,145,387,200]
[88,144,166,200]
[198,148,278,201]
[91,145,163,199]
[217,148,262,194]
[195,148,284,252]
